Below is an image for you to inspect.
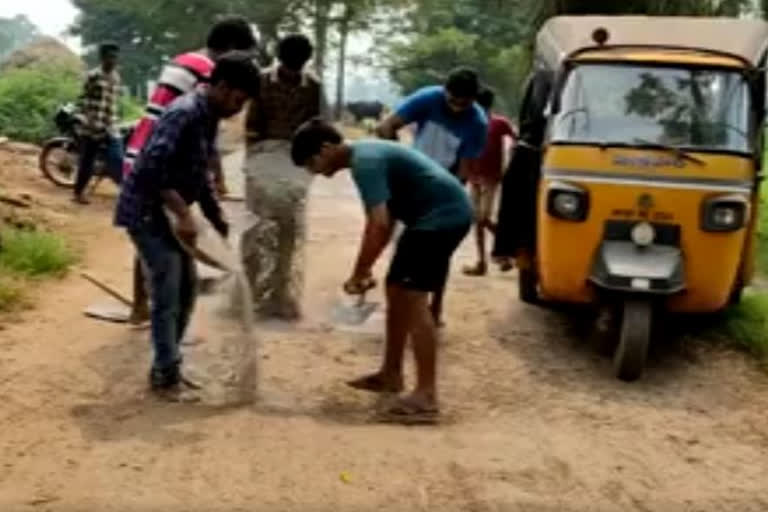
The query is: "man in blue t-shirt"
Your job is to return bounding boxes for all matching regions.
[375,68,488,326]
[376,68,488,178]
[291,119,472,424]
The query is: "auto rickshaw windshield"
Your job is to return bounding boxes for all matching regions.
[550,63,752,153]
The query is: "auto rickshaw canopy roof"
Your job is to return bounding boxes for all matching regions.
[537,16,768,69]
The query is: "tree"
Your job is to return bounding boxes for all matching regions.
[381,0,756,117]
[71,0,303,92]
[330,0,388,117]
[0,15,40,63]
[380,0,533,116]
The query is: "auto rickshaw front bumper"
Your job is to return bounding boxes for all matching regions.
[589,241,685,295]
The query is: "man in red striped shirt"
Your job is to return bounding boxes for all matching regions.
[125,17,256,325]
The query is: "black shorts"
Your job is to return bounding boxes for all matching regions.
[387,226,470,292]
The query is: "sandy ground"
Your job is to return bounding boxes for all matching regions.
[1,144,768,511]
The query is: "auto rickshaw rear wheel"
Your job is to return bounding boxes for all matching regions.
[614,299,652,382]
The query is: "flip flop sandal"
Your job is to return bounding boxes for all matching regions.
[151,387,202,404]
[346,374,404,394]
[462,263,487,277]
[180,375,203,390]
[378,400,440,425]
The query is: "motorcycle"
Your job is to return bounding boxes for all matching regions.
[39,103,135,189]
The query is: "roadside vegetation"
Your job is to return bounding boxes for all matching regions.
[718,162,768,364]
[0,64,142,144]
[0,227,77,312]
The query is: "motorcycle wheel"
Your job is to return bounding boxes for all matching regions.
[40,138,78,188]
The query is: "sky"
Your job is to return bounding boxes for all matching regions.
[0,0,81,51]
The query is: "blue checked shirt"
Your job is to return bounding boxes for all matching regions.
[115,92,225,233]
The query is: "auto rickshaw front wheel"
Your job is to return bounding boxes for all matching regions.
[614,299,652,382]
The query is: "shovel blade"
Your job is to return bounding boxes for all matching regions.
[331,300,379,326]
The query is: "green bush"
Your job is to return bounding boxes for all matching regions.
[0,64,141,143]
[0,64,80,143]
[0,228,76,277]
[119,94,143,122]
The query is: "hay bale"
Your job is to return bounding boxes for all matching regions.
[0,36,83,74]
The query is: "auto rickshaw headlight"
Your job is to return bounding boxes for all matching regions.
[631,222,655,247]
[547,182,589,221]
[701,195,749,232]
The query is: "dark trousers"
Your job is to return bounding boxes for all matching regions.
[75,134,124,196]
[129,226,197,372]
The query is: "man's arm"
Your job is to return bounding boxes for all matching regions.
[350,203,394,282]
[134,109,200,243]
[375,86,433,140]
[374,114,406,140]
[161,189,197,246]
[198,172,228,238]
[208,147,227,198]
[245,96,262,142]
[457,159,474,182]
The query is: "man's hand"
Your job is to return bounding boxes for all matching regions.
[375,114,405,141]
[343,273,376,295]
[175,213,198,247]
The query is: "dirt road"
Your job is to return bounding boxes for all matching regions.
[1,145,768,511]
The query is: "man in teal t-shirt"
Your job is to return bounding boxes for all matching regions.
[291,119,471,424]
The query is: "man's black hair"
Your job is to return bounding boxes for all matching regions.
[207,17,257,52]
[445,67,480,99]
[477,87,495,110]
[291,118,342,166]
[210,51,260,97]
[99,42,120,58]
[278,34,314,71]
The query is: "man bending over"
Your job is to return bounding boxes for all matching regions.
[114,53,260,397]
[291,120,472,423]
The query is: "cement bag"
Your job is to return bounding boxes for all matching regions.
[165,206,259,405]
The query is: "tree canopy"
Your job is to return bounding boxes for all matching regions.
[69,0,764,114]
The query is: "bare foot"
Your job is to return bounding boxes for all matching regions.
[347,372,404,394]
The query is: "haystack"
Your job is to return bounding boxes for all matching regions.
[0,36,83,74]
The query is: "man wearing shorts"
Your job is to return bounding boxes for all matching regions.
[375,68,487,326]
[291,119,472,423]
[464,88,517,276]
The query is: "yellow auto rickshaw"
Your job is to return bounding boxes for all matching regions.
[522,16,768,381]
